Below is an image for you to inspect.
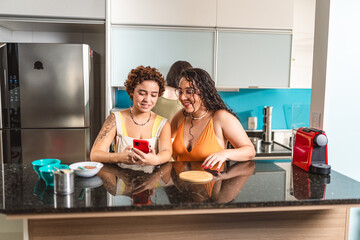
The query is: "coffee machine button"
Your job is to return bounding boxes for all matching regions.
[314,134,328,147]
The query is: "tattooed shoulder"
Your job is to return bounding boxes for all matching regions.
[93,113,116,146]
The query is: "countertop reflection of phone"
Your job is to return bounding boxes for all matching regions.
[133,139,149,153]
[132,189,150,205]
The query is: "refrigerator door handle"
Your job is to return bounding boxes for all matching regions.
[0,69,5,128]
[0,131,3,164]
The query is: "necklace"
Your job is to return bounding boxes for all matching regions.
[129,107,151,126]
[191,109,209,120]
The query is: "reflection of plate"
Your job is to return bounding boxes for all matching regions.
[179,171,213,184]
[76,175,103,189]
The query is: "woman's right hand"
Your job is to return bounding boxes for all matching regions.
[122,145,137,164]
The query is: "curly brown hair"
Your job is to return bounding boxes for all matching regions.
[125,66,165,101]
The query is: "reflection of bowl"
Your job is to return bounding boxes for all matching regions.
[32,159,61,178]
[70,162,103,178]
[33,179,46,196]
[41,186,54,205]
[76,175,103,189]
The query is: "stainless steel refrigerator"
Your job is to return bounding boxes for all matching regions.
[0,43,101,164]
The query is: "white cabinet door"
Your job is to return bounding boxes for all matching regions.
[0,0,105,20]
[216,31,292,88]
[217,0,294,29]
[289,33,314,88]
[289,0,316,88]
[111,27,214,87]
[110,0,216,27]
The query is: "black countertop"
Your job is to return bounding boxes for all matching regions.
[1,161,360,216]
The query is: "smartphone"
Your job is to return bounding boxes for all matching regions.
[132,189,150,205]
[133,139,149,153]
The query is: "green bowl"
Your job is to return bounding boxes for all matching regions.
[39,164,69,186]
[32,159,61,179]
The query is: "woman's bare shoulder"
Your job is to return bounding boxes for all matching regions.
[119,109,129,115]
[213,109,237,121]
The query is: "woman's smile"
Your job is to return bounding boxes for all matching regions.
[178,78,202,113]
[132,80,160,112]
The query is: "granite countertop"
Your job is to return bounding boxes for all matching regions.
[1,161,360,216]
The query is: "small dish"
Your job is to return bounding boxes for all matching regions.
[69,162,103,178]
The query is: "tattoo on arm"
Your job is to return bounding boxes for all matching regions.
[93,114,116,147]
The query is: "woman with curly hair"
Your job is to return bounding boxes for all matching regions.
[171,68,255,171]
[91,66,172,173]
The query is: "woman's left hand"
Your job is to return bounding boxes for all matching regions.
[132,146,159,166]
[202,151,228,171]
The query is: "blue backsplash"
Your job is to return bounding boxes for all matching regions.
[115,88,311,130]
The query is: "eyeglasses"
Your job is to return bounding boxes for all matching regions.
[175,88,196,98]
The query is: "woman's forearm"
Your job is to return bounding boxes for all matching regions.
[90,150,126,164]
[156,149,172,165]
[224,145,256,162]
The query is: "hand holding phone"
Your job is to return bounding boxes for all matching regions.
[133,139,149,153]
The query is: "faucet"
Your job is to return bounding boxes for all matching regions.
[262,106,273,144]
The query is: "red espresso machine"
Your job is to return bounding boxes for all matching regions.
[292,127,331,175]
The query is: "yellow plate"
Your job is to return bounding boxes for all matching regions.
[179,171,213,184]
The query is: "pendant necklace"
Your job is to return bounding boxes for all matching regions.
[129,107,151,126]
[191,109,209,120]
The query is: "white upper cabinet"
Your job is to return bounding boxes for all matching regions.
[289,0,316,88]
[217,31,292,88]
[111,0,217,27]
[217,0,294,29]
[0,0,105,20]
[111,27,214,87]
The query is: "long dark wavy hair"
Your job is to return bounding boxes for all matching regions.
[180,68,237,151]
[180,68,237,118]
[166,61,193,88]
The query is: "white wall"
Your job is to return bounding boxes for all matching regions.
[311,1,360,239]
[326,3,360,239]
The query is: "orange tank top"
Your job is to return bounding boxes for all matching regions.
[172,117,224,162]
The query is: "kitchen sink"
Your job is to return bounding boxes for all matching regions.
[228,135,292,160]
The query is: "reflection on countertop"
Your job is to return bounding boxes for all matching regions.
[1,161,360,216]
[228,136,292,159]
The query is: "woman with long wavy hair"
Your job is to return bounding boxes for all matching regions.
[171,68,255,171]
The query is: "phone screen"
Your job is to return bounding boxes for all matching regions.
[132,189,150,205]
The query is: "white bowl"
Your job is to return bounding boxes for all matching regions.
[69,162,103,178]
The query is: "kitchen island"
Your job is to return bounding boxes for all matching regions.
[1,161,360,240]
